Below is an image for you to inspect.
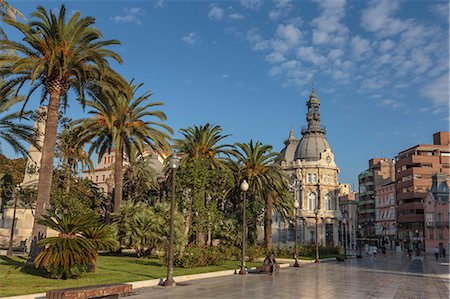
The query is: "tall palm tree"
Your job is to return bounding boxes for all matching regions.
[0,86,39,157]
[175,123,230,167]
[0,0,25,39]
[174,124,230,244]
[0,5,124,258]
[75,81,172,212]
[229,140,291,248]
[56,124,93,193]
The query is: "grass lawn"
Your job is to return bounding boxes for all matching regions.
[0,255,258,297]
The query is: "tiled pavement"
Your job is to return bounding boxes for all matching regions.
[128,252,450,299]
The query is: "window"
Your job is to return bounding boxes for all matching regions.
[102,175,105,181]
[325,193,332,210]
[104,157,107,164]
[308,192,317,210]
[96,176,98,182]
[312,174,317,183]
[308,174,312,183]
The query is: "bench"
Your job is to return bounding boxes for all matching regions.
[46,283,132,299]
[256,254,280,275]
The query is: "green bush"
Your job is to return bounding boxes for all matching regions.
[246,245,267,262]
[173,245,224,268]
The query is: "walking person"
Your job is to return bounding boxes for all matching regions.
[443,248,446,258]
[433,246,439,261]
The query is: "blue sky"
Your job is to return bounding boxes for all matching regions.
[4,0,450,188]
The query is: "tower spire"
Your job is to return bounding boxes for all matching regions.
[303,83,325,136]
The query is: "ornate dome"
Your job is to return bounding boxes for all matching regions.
[281,85,332,162]
[294,132,330,161]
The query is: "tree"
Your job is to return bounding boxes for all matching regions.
[229,140,291,248]
[174,124,231,245]
[0,5,124,260]
[75,80,172,212]
[0,88,39,158]
[81,225,119,272]
[56,123,93,192]
[0,0,24,39]
[0,155,26,185]
[123,146,158,203]
[34,212,98,279]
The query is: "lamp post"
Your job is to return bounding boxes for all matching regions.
[163,155,180,287]
[293,200,300,267]
[314,208,320,263]
[7,188,18,256]
[239,179,249,275]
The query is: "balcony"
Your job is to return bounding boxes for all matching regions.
[398,214,424,223]
[396,167,435,179]
[397,154,439,167]
[397,191,427,201]
[397,202,424,212]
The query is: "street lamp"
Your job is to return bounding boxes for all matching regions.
[314,208,320,263]
[293,200,300,267]
[239,179,249,275]
[163,154,180,287]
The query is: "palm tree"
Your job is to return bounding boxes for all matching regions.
[56,124,93,193]
[123,147,158,203]
[0,5,124,259]
[34,212,98,279]
[229,140,291,248]
[0,86,39,157]
[0,0,25,39]
[81,224,119,272]
[174,124,231,244]
[175,123,230,168]
[75,81,172,212]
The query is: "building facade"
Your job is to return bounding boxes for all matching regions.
[339,192,358,251]
[374,182,397,249]
[423,173,449,254]
[395,132,450,250]
[276,86,342,247]
[358,158,395,239]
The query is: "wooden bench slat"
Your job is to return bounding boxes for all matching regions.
[46,283,132,299]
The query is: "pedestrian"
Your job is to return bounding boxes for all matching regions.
[382,245,386,255]
[433,246,439,260]
[407,248,412,261]
[443,248,446,258]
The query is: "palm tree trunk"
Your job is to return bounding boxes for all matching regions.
[264,194,273,249]
[113,144,124,213]
[28,88,61,262]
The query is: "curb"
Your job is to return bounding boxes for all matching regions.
[0,263,290,299]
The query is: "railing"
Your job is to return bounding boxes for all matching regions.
[301,125,326,135]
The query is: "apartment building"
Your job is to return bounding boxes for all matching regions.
[395,132,450,250]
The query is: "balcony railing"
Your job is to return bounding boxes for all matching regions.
[426,221,449,228]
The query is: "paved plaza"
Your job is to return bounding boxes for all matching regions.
[129,253,449,299]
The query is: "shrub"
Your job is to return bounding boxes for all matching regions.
[246,245,267,262]
[172,245,224,268]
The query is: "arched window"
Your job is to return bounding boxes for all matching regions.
[325,193,332,210]
[308,192,317,210]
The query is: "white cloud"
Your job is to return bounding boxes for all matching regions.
[208,6,224,20]
[265,52,286,64]
[420,74,449,107]
[182,32,199,45]
[154,0,164,8]
[269,0,293,20]
[361,0,408,37]
[229,13,244,20]
[431,3,449,21]
[378,99,403,109]
[311,0,348,46]
[351,36,372,59]
[276,24,302,46]
[297,47,326,65]
[112,7,145,25]
[221,74,229,79]
[240,0,262,10]
[328,49,344,60]
[379,39,395,52]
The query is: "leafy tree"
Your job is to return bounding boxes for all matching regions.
[0,5,124,259]
[75,81,172,213]
[35,212,98,279]
[229,140,292,248]
[0,154,26,185]
[174,124,231,245]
